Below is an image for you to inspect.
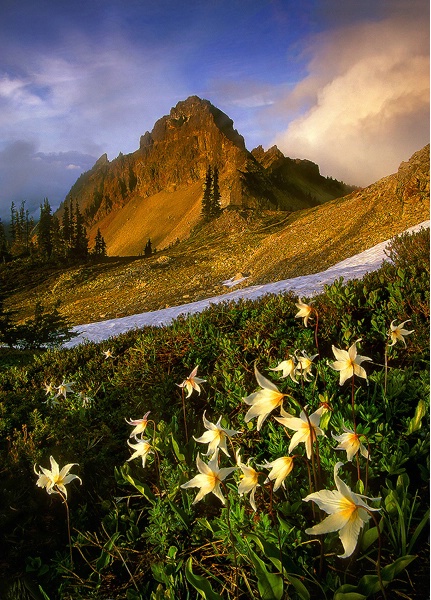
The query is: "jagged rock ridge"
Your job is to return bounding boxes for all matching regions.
[62,96,353,255]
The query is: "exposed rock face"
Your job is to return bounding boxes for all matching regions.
[60,96,357,254]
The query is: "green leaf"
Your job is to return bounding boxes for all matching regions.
[380,555,416,581]
[248,547,284,600]
[334,591,366,600]
[171,435,186,462]
[357,555,416,596]
[361,521,383,552]
[406,399,427,434]
[116,465,156,502]
[287,575,310,600]
[408,509,429,554]
[184,557,223,600]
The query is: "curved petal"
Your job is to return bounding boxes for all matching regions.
[305,511,351,535]
[254,365,280,392]
[338,513,364,558]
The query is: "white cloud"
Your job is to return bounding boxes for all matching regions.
[271,15,430,185]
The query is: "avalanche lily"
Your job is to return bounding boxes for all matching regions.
[388,320,414,347]
[294,351,318,382]
[244,365,287,431]
[103,349,114,359]
[177,366,206,398]
[275,406,325,459]
[127,437,153,467]
[331,340,372,385]
[126,411,151,437]
[269,357,298,383]
[332,426,369,462]
[237,455,260,511]
[35,456,81,498]
[56,380,74,398]
[194,412,240,457]
[295,299,314,327]
[180,451,236,505]
[262,456,294,491]
[304,462,380,558]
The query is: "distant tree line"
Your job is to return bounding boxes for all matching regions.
[0,198,107,264]
[201,165,222,222]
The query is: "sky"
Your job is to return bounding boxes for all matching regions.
[0,0,429,218]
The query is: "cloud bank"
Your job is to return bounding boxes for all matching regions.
[271,14,429,186]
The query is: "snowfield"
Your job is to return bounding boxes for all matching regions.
[64,221,429,348]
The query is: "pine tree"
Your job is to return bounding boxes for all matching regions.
[93,228,107,256]
[144,238,152,257]
[38,198,53,258]
[201,166,213,221]
[201,165,222,221]
[0,219,10,262]
[72,201,88,259]
[210,166,222,219]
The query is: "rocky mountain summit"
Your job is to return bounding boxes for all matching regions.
[62,96,354,255]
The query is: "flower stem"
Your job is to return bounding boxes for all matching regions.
[222,484,238,599]
[61,493,73,568]
[365,510,387,600]
[181,388,189,443]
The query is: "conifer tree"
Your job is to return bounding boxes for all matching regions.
[210,166,222,219]
[93,228,107,256]
[72,201,88,259]
[144,238,152,257]
[38,198,53,258]
[201,166,213,221]
[0,218,10,262]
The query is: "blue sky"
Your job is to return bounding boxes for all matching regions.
[0,0,429,215]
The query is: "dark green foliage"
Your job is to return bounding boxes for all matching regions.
[0,300,76,349]
[92,227,107,257]
[144,238,153,257]
[0,228,429,598]
[201,165,222,221]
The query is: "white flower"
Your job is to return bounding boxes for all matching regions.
[243,365,286,431]
[295,299,314,327]
[274,406,325,459]
[34,456,81,498]
[237,456,260,511]
[331,340,372,385]
[127,437,153,467]
[294,351,318,382]
[103,349,114,359]
[193,412,240,457]
[332,426,369,462]
[304,462,380,558]
[43,382,55,395]
[177,366,206,398]
[125,411,151,437]
[262,456,294,491]
[180,451,236,505]
[388,320,414,347]
[56,381,74,398]
[269,358,298,383]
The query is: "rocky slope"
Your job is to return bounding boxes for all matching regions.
[4,145,429,327]
[62,96,353,255]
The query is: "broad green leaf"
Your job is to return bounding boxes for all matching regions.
[380,555,416,581]
[117,465,156,501]
[334,594,366,600]
[248,547,284,600]
[171,435,186,462]
[184,557,223,600]
[287,575,310,600]
[406,400,427,435]
[361,527,379,552]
